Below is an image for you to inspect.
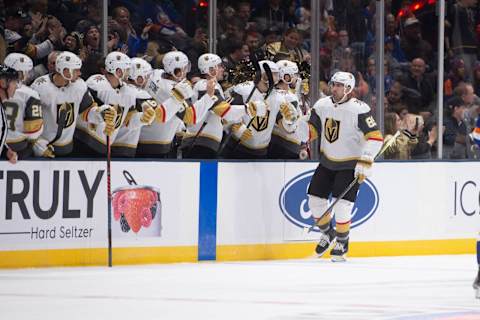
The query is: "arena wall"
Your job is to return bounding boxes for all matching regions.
[0,160,478,268]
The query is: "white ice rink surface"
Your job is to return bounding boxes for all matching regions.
[0,255,479,320]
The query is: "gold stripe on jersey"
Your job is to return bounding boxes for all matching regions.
[320,150,360,162]
[183,132,222,143]
[364,130,383,141]
[23,119,43,133]
[211,101,231,117]
[111,142,137,148]
[138,139,175,145]
[183,106,197,125]
[6,136,27,143]
[52,139,73,147]
[81,104,95,122]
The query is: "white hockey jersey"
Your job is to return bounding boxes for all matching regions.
[112,86,155,157]
[308,96,383,170]
[227,81,287,155]
[75,74,138,155]
[138,72,217,156]
[31,75,94,156]
[4,84,43,151]
[181,79,250,153]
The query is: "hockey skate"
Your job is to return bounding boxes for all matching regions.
[474,269,480,299]
[330,238,349,262]
[315,227,336,257]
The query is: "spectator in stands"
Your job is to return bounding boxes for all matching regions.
[266,28,309,63]
[185,27,208,75]
[112,6,149,57]
[236,1,255,31]
[454,82,480,135]
[400,17,432,63]
[447,0,478,82]
[63,31,83,56]
[385,13,406,63]
[253,0,292,32]
[383,112,419,160]
[221,40,250,89]
[443,96,469,159]
[217,17,245,57]
[473,61,480,96]
[398,58,435,118]
[444,58,468,98]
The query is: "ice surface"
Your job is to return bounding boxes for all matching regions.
[0,255,478,320]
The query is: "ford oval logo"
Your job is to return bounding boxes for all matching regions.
[279,170,379,231]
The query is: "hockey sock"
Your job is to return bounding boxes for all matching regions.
[336,221,350,241]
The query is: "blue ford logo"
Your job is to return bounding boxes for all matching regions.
[279,170,379,231]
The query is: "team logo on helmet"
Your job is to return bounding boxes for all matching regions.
[324,117,340,143]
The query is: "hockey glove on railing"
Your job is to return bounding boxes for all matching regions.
[231,123,253,142]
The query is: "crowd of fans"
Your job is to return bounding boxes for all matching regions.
[0,0,479,160]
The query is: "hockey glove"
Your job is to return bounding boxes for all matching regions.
[280,102,296,122]
[354,155,373,184]
[140,106,156,125]
[232,123,253,142]
[246,100,267,118]
[171,79,194,102]
[102,106,117,137]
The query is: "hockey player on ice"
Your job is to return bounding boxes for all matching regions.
[268,59,309,159]
[307,71,383,262]
[31,51,96,157]
[138,51,216,157]
[222,60,296,159]
[76,52,154,157]
[3,53,43,159]
[0,64,20,163]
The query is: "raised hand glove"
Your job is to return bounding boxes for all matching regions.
[246,100,267,118]
[140,106,155,125]
[354,155,374,184]
[280,102,295,122]
[172,79,194,102]
[232,123,253,142]
[102,106,117,137]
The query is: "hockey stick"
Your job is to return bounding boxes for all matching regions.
[107,135,113,267]
[304,130,400,233]
[49,108,67,146]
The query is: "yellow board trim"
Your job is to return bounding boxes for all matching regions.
[217,239,476,261]
[0,246,197,269]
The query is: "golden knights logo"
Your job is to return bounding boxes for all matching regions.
[57,102,75,128]
[251,110,270,132]
[113,105,124,129]
[324,117,340,143]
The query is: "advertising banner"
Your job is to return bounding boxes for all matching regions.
[217,162,480,246]
[0,161,107,250]
[110,161,200,247]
